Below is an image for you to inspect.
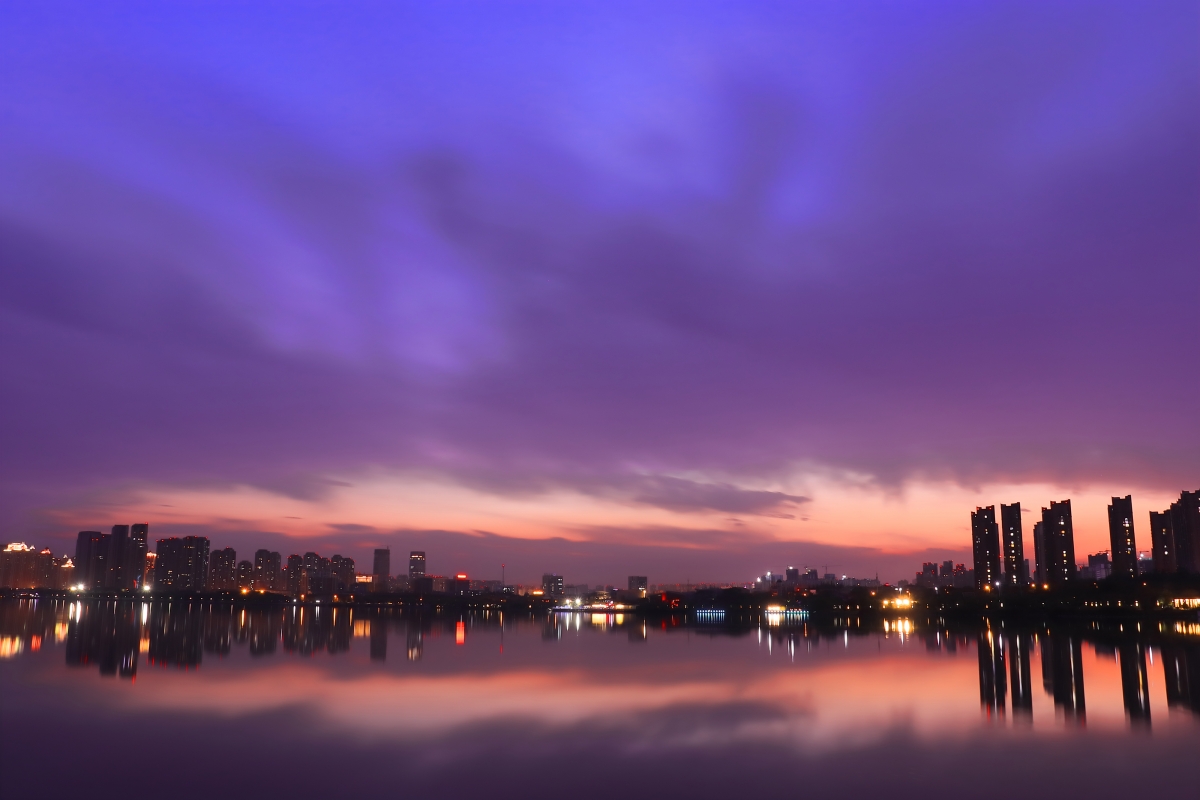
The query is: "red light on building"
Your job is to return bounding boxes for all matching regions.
[455,573,467,580]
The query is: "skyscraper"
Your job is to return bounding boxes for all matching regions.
[407,550,424,580]
[1032,522,1047,585]
[1040,500,1077,587]
[628,576,648,597]
[254,549,282,590]
[1170,490,1200,575]
[74,530,107,590]
[286,554,304,596]
[370,548,391,590]
[542,573,564,597]
[108,525,130,589]
[970,506,1002,590]
[1107,495,1138,581]
[209,547,238,590]
[127,524,149,590]
[1149,510,1177,574]
[999,503,1026,586]
[154,536,211,591]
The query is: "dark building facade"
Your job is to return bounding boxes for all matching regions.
[1039,501,1077,587]
[154,536,211,591]
[1107,495,1138,581]
[286,554,304,596]
[1170,490,1200,575]
[209,547,238,591]
[407,551,425,580]
[628,576,648,597]
[74,530,109,590]
[970,506,1002,590]
[1150,510,1177,574]
[331,555,356,590]
[237,560,254,589]
[254,549,282,590]
[999,502,1026,586]
[542,573,564,597]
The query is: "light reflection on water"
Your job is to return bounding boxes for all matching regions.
[1,599,1198,798]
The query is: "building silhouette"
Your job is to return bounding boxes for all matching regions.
[970,506,1002,589]
[1107,496,1138,581]
[407,551,425,580]
[154,536,211,591]
[254,549,282,591]
[1039,501,1077,587]
[1000,503,1026,586]
[209,547,238,591]
[1170,490,1200,574]
[542,573,564,597]
[628,576,648,597]
[1150,510,1177,574]
[237,560,254,589]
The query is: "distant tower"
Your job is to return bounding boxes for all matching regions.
[628,576,648,598]
[1170,490,1200,575]
[1107,496,1138,581]
[1149,510,1177,574]
[408,551,425,580]
[970,506,1002,590]
[1040,500,1077,587]
[1032,522,1048,585]
[1000,503,1026,586]
[374,548,392,587]
[128,524,149,590]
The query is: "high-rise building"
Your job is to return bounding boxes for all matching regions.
[542,573,564,597]
[0,543,55,589]
[74,531,108,590]
[1149,510,1177,574]
[999,503,1026,586]
[209,547,238,590]
[331,555,356,590]
[628,576,648,597]
[237,560,254,589]
[253,549,281,590]
[285,554,304,596]
[970,506,1002,590]
[407,551,424,580]
[126,524,149,590]
[108,525,130,589]
[1032,521,1047,585]
[1040,501,1077,587]
[153,536,211,591]
[142,552,157,590]
[1107,495,1138,581]
[1170,490,1200,575]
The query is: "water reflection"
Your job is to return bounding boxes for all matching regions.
[4,599,1200,734]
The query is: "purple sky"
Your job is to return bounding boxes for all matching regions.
[1,2,1197,583]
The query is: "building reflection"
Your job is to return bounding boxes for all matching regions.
[1007,631,1033,718]
[65,600,141,678]
[1162,642,1200,713]
[1041,630,1086,723]
[4,598,1200,732]
[977,629,1006,717]
[1118,641,1151,724]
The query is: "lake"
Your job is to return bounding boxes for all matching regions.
[1,599,1197,799]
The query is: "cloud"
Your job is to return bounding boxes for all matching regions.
[0,2,1196,535]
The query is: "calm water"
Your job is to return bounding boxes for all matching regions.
[2,599,1198,799]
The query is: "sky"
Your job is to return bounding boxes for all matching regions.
[1,1,1197,584]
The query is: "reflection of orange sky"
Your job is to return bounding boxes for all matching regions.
[51,472,1181,558]
[36,653,986,750]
